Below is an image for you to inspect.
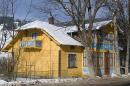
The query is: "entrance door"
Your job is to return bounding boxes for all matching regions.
[104,52,110,75]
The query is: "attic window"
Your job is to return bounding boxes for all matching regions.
[32,32,37,39]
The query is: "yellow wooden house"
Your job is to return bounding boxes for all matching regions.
[2,20,84,78]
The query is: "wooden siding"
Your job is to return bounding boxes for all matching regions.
[6,29,83,78]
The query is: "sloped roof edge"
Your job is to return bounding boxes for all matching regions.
[17,20,83,46]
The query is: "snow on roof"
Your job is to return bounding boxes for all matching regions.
[0,52,8,59]
[0,25,4,42]
[63,20,112,33]
[2,31,16,49]
[0,24,17,51]
[18,20,82,46]
[0,25,9,49]
[3,20,111,49]
[0,24,4,30]
[92,20,112,29]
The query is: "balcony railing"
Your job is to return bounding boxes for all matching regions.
[92,43,113,50]
[20,40,42,49]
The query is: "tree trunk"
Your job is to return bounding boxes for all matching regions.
[85,47,95,78]
[125,0,130,75]
[125,35,130,75]
[113,15,121,76]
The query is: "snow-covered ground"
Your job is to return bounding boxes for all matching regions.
[0,75,130,86]
[0,78,82,86]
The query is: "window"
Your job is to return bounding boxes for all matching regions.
[92,42,96,48]
[20,41,26,47]
[108,33,114,40]
[27,41,35,47]
[97,53,103,67]
[68,53,77,68]
[32,32,37,39]
[36,40,42,47]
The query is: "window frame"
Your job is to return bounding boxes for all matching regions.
[67,53,77,68]
[32,32,38,39]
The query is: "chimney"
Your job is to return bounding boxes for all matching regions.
[48,16,54,24]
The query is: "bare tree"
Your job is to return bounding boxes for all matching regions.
[116,0,129,75]
[49,0,106,77]
[126,0,130,75]
[0,0,10,50]
[106,0,121,75]
[34,0,61,20]
[35,0,107,77]
[0,0,33,80]
[106,0,130,75]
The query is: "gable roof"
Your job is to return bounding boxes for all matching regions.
[2,20,112,50]
[18,20,82,46]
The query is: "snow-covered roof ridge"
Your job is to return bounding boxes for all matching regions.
[64,20,112,33]
[19,20,82,46]
[92,20,112,29]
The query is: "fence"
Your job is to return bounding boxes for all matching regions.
[0,61,82,80]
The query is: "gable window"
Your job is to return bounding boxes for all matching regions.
[32,32,37,39]
[68,53,77,68]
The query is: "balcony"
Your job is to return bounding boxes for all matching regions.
[20,40,42,49]
[92,43,113,50]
